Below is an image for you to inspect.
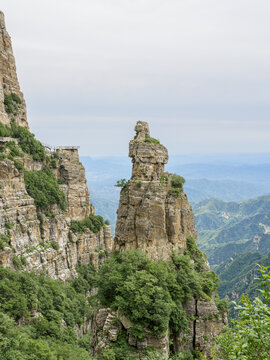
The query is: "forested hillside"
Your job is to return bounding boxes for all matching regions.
[194,196,270,265]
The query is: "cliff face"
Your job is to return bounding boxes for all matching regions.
[0,13,225,359]
[91,121,226,358]
[0,13,113,281]
[0,12,28,128]
[115,121,197,261]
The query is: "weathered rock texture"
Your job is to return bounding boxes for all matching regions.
[0,149,113,281]
[91,121,226,358]
[115,121,197,261]
[56,148,91,220]
[0,11,28,128]
[0,14,113,280]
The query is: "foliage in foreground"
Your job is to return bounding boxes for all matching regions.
[97,246,220,339]
[0,264,97,360]
[210,266,270,360]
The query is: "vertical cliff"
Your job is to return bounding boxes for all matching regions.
[91,121,226,358]
[0,11,28,128]
[115,121,197,260]
[0,12,113,280]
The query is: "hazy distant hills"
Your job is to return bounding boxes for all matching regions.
[81,153,270,234]
[194,196,270,265]
[215,251,270,317]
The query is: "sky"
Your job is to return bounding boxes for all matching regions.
[1,0,270,156]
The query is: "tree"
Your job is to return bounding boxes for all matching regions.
[211,266,270,360]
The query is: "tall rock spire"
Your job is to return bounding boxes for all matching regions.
[0,11,28,128]
[114,120,197,261]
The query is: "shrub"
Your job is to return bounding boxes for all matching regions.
[97,250,217,339]
[168,188,180,198]
[50,241,59,251]
[114,179,127,188]
[160,173,169,184]
[10,122,46,162]
[136,181,142,188]
[0,121,12,137]
[184,235,207,272]
[4,93,15,114]
[24,166,66,212]
[6,141,22,157]
[144,135,160,144]
[105,219,110,225]
[0,266,94,359]
[4,222,14,230]
[0,234,11,250]
[50,159,57,169]
[70,214,105,234]
[13,159,24,170]
[171,174,186,189]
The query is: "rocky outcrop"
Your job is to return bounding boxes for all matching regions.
[56,148,91,220]
[115,121,197,261]
[94,121,226,358]
[0,154,113,281]
[0,11,28,128]
[0,13,113,280]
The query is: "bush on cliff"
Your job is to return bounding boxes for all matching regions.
[97,249,219,339]
[24,166,66,213]
[70,214,105,234]
[11,121,46,162]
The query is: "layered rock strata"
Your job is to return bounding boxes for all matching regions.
[0,13,113,280]
[0,11,28,128]
[91,121,226,358]
[0,149,113,281]
[114,121,197,261]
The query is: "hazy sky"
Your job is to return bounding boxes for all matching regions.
[1,0,270,156]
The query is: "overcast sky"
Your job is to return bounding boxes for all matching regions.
[1,0,270,156]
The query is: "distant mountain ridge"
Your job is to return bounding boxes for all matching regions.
[81,155,270,234]
[216,251,270,309]
[194,195,270,265]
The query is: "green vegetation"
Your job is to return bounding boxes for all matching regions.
[0,244,221,358]
[0,234,11,250]
[168,174,186,198]
[24,166,66,213]
[50,241,59,251]
[171,174,186,189]
[0,120,46,162]
[4,222,14,230]
[144,135,160,144]
[4,93,21,114]
[168,188,181,198]
[114,178,128,188]
[194,195,270,265]
[0,121,12,137]
[160,173,169,184]
[0,264,96,360]
[70,214,105,234]
[136,180,142,188]
[97,248,220,339]
[11,121,46,162]
[215,251,270,319]
[210,266,270,360]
